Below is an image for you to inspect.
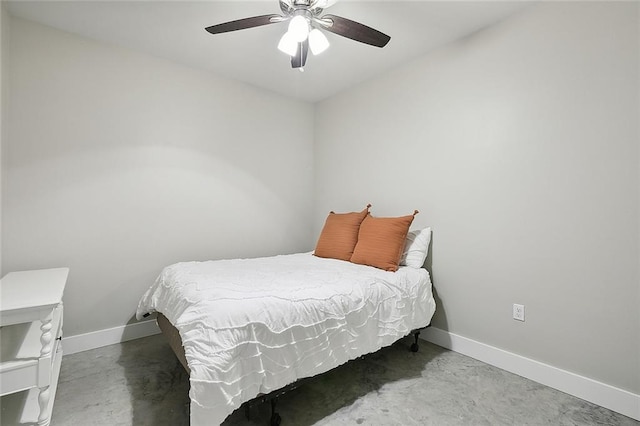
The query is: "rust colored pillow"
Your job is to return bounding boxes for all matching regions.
[351,210,419,272]
[314,204,371,261]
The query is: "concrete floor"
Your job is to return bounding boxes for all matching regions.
[4,334,638,426]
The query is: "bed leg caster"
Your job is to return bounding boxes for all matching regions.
[270,398,282,426]
[410,330,420,352]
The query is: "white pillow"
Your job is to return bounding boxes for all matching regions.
[399,227,431,268]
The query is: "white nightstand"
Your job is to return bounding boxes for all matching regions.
[0,268,68,426]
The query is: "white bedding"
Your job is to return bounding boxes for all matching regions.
[136,252,436,426]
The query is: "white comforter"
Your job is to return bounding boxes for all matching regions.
[136,252,435,425]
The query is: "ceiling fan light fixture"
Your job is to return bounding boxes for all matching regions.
[205,0,392,70]
[278,32,298,56]
[308,28,329,55]
[288,15,310,42]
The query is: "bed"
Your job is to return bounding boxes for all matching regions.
[136,203,434,425]
[136,250,435,425]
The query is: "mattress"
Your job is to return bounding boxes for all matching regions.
[136,252,435,426]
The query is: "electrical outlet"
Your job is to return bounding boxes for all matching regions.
[513,304,525,321]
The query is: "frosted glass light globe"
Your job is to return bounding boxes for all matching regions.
[309,29,329,55]
[288,15,309,42]
[277,32,298,56]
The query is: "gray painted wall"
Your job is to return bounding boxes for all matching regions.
[2,18,315,336]
[315,2,639,394]
[0,4,8,279]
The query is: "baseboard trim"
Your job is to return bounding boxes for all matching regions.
[63,320,161,356]
[422,326,640,421]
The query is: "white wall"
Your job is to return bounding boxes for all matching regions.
[2,17,315,336]
[315,1,639,395]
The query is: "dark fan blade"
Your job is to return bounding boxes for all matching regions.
[291,40,309,68]
[321,14,390,47]
[205,15,280,35]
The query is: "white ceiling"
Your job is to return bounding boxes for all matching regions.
[4,0,532,102]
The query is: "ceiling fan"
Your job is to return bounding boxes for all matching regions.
[205,0,391,70]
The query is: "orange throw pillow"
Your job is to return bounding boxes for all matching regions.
[351,211,419,272]
[314,204,371,261]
